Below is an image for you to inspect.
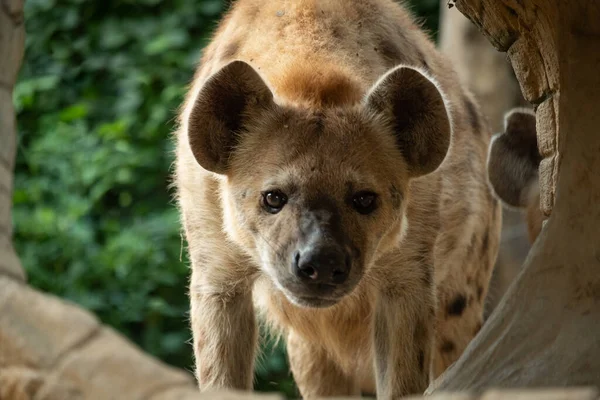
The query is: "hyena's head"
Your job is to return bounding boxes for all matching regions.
[185,60,451,308]
[487,108,544,243]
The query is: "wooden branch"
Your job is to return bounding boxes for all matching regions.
[0,0,25,281]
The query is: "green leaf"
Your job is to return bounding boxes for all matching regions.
[59,103,89,122]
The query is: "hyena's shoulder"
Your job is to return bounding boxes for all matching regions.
[184,0,470,110]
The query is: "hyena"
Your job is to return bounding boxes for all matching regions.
[487,108,544,244]
[173,0,501,398]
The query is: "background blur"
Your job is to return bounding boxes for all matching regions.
[11,0,526,399]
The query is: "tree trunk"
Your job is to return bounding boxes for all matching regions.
[0,0,26,283]
[428,0,600,392]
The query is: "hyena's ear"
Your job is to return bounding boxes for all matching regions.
[487,108,541,208]
[187,60,275,174]
[364,66,451,178]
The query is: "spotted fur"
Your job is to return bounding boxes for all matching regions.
[173,0,501,398]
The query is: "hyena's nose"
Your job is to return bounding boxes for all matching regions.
[292,247,350,285]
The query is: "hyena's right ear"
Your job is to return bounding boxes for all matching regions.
[487,108,541,208]
[186,60,275,174]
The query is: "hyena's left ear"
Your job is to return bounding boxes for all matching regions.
[364,66,451,178]
[186,60,276,175]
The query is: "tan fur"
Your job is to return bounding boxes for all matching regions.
[487,108,545,244]
[173,1,501,398]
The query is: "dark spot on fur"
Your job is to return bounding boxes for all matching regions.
[447,294,467,316]
[464,96,481,135]
[389,185,403,209]
[477,285,484,301]
[221,41,240,60]
[467,276,473,285]
[440,340,455,353]
[481,230,489,255]
[413,321,427,342]
[412,320,428,373]
[417,350,425,372]
[504,4,518,16]
[332,25,343,40]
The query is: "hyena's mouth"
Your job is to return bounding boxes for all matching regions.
[276,279,357,309]
[270,236,362,307]
[294,296,339,308]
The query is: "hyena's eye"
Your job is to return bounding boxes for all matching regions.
[351,191,378,215]
[262,190,288,214]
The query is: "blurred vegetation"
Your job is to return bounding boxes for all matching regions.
[12,0,439,398]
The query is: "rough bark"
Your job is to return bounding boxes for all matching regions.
[438,1,531,319]
[428,0,600,392]
[0,0,26,283]
[438,3,525,134]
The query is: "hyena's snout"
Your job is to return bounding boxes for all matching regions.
[292,243,350,286]
[276,206,361,307]
[283,240,353,308]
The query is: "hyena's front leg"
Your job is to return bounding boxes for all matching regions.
[189,267,257,391]
[373,288,434,398]
[287,331,360,399]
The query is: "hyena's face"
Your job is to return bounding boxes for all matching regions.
[223,110,410,308]
[185,61,451,308]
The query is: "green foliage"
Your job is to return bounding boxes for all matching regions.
[13,0,437,398]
